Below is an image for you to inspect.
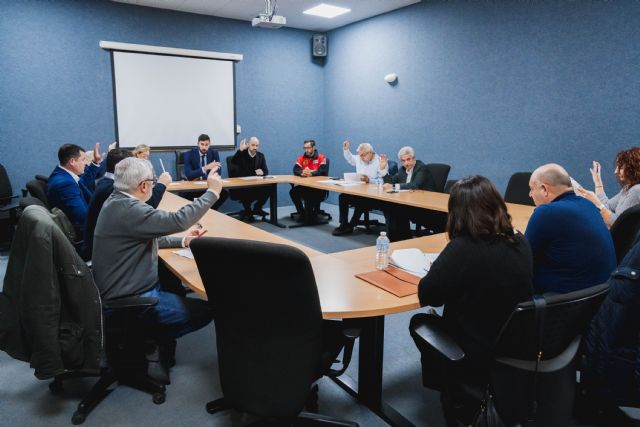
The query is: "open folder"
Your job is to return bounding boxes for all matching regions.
[355,266,421,297]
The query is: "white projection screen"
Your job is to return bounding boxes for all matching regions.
[112,51,236,149]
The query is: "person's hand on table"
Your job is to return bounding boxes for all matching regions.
[255,169,264,176]
[205,160,220,173]
[157,172,172,186]
[383,183,392,190]
[301,167,311,177]
[360,175,370,184]
[184,228,207,247]
[207,170,223,194]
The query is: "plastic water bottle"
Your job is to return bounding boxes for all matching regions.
[375,232,390,270]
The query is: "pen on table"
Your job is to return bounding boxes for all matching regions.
[159,159,166,173]
[197,230,208,237]
[196,222,203,229]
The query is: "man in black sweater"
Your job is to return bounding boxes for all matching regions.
[228,136,271,221]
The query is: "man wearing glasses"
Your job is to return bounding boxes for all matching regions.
[332,140,388,236]
[93,157,222,361]
[289,139,329,224]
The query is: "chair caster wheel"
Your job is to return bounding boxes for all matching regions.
[71,411,86,425]
[152,392,166,404]
[206,401,217,414]
[49,381,63,395]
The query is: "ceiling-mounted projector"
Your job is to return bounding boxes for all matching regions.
[252,0,286,29]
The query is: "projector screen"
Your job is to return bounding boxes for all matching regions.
[112,51,236,149]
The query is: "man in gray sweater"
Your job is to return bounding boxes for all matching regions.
[93,157,222,339]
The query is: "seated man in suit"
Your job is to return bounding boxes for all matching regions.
[380,146,436,241]
[183,133,228,210]
[289,139,328,224]
[332,140,388,236]
[228,136,271,221]
[93,157,220,343]
[526,163,616,293]
[47,143,104,236]
[83,148,172,260]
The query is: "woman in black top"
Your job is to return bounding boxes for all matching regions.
[409,175,533,424]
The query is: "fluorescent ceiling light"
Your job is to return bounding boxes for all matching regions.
[303,3,351,19]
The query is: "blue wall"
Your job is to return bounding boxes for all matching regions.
[2,0,640,205]
[323,1,640,194]
[0,0,324,206]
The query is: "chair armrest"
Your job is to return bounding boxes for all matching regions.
[412,321,465,362]
[103,297,158,310]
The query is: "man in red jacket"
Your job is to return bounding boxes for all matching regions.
[289,139,328,224]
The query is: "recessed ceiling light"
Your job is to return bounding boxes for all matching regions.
[303,3,351,19]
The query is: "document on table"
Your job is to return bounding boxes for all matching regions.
[169,181,208,186]
[173,248,194,260]
[316,179,365,186]
[389,248,439,278]
[239,175,277,180]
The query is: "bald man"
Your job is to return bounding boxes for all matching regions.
[525,163,616,293]
[228,137,270,221]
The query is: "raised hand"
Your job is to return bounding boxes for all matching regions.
[93,142,104,164]
[239,139,248,151]
[379,154,388,171]
[342,140,350,151]
[157,171,172,186]
[207,170,223,194]
[590,161,603,188]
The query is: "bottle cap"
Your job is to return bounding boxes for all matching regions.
[380,232,387,236]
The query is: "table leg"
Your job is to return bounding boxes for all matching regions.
[331,316,415,427]
[268,183,286,228]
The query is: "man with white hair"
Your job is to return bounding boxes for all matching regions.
[93,157,222,340]
[380,146,436,241]
[526,163,616,293]
[332,140,388,236]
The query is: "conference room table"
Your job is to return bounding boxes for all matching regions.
[159,177,534,426]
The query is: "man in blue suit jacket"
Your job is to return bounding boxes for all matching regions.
[183,134,228,210]
[47,143,104,237]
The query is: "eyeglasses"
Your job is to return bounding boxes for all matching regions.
[139,178,157,186]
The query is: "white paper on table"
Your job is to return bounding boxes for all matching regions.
[390,248,440,277]
[316,179,365,186]
[343,172,359,182]
[238,175,278,180]
[173,248,194,259]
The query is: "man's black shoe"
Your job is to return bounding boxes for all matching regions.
[253,208,269,218]
[332,225,353,236]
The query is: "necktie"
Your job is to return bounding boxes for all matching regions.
[201,154,206,168]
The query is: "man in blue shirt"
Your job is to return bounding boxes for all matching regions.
[183,133,227,210]
[526,163,616,293]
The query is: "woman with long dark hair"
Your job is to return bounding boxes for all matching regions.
[577,147,640,226]
[409,175,533,424]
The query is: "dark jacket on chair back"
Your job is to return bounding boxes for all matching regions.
[0,205,102,379]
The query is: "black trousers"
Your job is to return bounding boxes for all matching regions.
[289,185,326,215]
[338,194,382,227]
[230,187,270,212]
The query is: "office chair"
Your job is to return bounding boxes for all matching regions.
[610,204,640,263]
[19,195,47,210]
[414,163,451,236]
[174,150,187,180]
[410,283,609,426]
[289,158,332,228]
[26,179,50,209]
[0,163,20,247]
[224,156,248,219]
[504,172,534,206]
[190,238,358,426]
[356,160,399,232]
[35,174,49,183]
[444,179,457,194]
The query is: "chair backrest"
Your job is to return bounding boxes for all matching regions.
[504,172,534,206]
[190,237,324,418]
[35,174,49,183]
[444,179,457,194]
[0,164,13,204]
[388,160,398,176]
[225,155,241,178]
[425,163,451,193]
[494,283,609,361]
[610,204,640,264]
[19,196,47,210]
[174,150,187,180]
[26,179,49,209]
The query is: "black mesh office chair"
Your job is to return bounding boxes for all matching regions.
[0,163,20,247]
[414,163,451,236]
[410,283,609,426]
[191,238,358,426]
[26,179,50,209]
[610,204,640,263]
[504,172,534,206]
[358,160,399,232]
[174,150,187,180]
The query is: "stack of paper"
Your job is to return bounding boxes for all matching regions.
[389,248,439,278]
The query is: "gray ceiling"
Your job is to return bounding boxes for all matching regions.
[112,0,421,32]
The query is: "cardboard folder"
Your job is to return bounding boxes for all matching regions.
[355,266,420,297]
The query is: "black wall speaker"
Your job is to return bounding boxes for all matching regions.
[312,34,327,58]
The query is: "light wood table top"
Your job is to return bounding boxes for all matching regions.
[166,176,292,192]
